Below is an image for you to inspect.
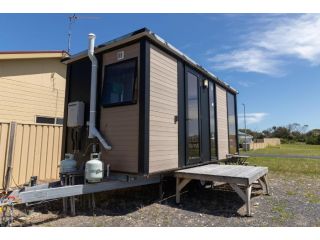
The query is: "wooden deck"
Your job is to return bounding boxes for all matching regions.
[174,164,270,216]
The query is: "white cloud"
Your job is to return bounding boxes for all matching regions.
[251,14,320,64]
[208,48,283,75]
[238,112,268,124]
[208,14,320,75]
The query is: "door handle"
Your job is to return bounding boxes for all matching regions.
[174,115,178,124]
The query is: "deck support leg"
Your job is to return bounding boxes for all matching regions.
[246,185,252,217]
[91,193,96,211]
[176,178,191,204]
[176,178,180,204]
[257,178,267,194]
[258,174,270,195]
[229,183,252,217]
[261,175,270,195]
[62,198,67,214]
[159,177,163,200]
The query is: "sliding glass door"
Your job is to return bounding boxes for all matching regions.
[227,92,237,154]
[185,69,218,165]
[186,72,200,164]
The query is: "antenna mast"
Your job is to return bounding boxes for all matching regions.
[67,14,100,54]
[67,14,77,54]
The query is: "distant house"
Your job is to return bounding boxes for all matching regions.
[238,131,253,144]
[0,51,68,124]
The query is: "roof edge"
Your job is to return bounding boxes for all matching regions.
[62,28,238,93]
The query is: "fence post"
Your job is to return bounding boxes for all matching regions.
[4,122,17,192]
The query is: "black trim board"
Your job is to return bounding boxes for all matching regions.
[226,91,231,153]
[213,82,219,160]
[234,92,240,153]
[138,38,150,174]
[61,64,71,159]
[177,60,186,168]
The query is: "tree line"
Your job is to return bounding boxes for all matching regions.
[239,123,320,145]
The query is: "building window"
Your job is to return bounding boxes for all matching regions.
[186,72,200,164]
[36,116,55,124]
[101,58,137,107]
[35,116,63,125]
[227,92,237,154]
[55,118,64,125]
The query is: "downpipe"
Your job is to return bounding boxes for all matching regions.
[88,33,112,151]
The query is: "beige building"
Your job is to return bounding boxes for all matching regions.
[0,51,68,189]
[0,51,68,124]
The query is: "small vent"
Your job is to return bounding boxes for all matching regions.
[117,51,125,60]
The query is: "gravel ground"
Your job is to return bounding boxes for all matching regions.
[10,172,320,227]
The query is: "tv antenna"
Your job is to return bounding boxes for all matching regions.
[67,14,100,54]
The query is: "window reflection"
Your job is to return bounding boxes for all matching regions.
[187,72,200,162]
[227,92,237,154]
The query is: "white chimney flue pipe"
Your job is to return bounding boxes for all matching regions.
[88,33,112,150]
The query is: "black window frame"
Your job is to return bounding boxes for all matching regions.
[101,57,138,108]
[227,92,238,154]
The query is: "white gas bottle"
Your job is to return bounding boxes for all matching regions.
[85,153,104,183]
[60,153,77,174]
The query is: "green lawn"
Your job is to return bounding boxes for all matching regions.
[240,144,320,175]
[249,157,320,176]
[243,143,320,156]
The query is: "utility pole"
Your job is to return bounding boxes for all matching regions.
[242,103,247,151]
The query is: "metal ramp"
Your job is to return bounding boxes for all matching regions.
[174,164,270,216]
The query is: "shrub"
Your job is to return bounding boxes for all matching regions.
[305,135,320,145]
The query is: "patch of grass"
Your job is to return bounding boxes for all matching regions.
[272,202,293,224]
[244,144,320,156]
[304,193,320,204]
[286,190,297,196]
[249,157,320,176]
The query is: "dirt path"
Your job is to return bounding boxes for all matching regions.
[11,172,320,227]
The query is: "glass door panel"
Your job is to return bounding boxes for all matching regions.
[186,72,200,164]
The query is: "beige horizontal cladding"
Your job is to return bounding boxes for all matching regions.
[0,122,62,189]
[149,44,178,174]
[216,85,229,160]
[0,58,66,124]
[0,51,67,60]
[100,43,140,174]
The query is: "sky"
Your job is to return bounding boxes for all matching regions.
[0,13,319,131]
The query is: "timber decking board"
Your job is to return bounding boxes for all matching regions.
[175,164,268,185]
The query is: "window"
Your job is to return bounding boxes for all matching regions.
[101,58,137,107]
[208,81,217,159]
[35,116,63,125]
[227,92,237,154]
[186,72,200,163]
[36,116,55,124]
[55,118,64,125]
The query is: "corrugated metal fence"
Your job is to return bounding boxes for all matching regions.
[0,122,62,190]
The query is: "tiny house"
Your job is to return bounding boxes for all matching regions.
[62,28,239,176]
